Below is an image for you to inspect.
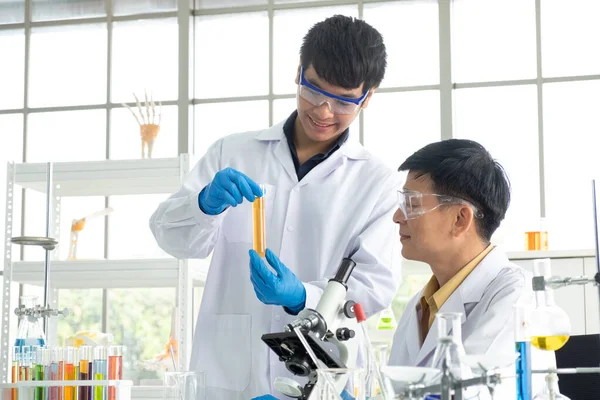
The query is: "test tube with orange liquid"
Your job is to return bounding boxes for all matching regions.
[108,346,123,400]
[253,185,267,257]
[64,347,76,400]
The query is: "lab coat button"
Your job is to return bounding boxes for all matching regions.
[287,225,294,232]
[293,187,299,192]
[274,315,281,322]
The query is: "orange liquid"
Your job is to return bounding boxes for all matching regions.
[11,364,18,400]
[58,361,64,400]
[108,356,122,400]
[525,231,548,251]
[252,197,266,257]
[64,364,75,400]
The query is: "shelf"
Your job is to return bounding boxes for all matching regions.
[14,156,188,196]
[400,250,598,276]
[506,249,596,260]
[10,258,208,289]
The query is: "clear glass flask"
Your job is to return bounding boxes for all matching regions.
[376,308,397,331]
[529,259,571,351]
[15,296,46,349]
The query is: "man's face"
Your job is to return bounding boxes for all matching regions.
[392,172,457,263]
[294,64,373,143]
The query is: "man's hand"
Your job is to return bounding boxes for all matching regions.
[198,168,263,215]
[249,248,306,314]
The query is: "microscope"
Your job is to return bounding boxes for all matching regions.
[262,258,361,399]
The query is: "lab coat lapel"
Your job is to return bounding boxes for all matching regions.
[255,122,298,183]
[297,139,368,188]
[414,248,509,366]
[405,295,422,363]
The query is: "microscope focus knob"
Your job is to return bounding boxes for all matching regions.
[343,301,356,319]
[336,328,355,341]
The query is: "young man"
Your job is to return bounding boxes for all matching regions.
[149,15,401,400]
[389,139,549,397]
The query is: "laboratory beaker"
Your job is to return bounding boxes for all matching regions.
[376,308,397,331]
[252,184,267,257]
[314,368,365,400]
[529,259,571,351]
[15,296,46,350]
[163,371,206,400]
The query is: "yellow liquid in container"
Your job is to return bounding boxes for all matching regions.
[253,194,266,257]
[531,335,570,351]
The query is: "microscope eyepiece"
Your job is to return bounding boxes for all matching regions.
[332,258,356,286]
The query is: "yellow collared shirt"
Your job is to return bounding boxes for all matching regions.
[418,243,495,345]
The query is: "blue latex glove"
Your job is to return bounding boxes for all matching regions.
[341,389,354,400]
[198,167,263,215]
[249,248,306,314]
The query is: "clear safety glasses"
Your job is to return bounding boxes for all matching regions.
[397,189,484,220]
[298,67,369,115]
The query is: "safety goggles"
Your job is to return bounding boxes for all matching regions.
[298,67,369,115]
[397,189,484,220]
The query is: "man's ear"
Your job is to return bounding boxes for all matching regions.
[294,63,301,85]
[453,205,474,238]
[361,88,376,109]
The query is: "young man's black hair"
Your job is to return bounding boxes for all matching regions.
[398,139,511,241]
[299,14,387,91]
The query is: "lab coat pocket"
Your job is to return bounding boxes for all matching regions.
[222,184,275,243]
[196,314,252,391]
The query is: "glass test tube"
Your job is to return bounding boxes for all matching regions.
[12,346,20,400]
[252,184,267,257]
[64,347,76,400]
[34,346,45,400]
[108,346,123,400]
[94,346,108,400]
[79,346,93,400]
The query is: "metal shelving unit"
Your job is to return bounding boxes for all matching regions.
[1,154,204,389]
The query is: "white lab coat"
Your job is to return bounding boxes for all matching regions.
[389,247,553,398]
[149,120,402,399]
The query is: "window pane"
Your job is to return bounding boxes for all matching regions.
[273,98,296,125]
[32,0,106,22]
[454,85,539,251]
[0,30,24,109]
[195,12,268,99]
[195,0,266,9]
[543,81,600,250]
[363,1,439,87]
[0,0,24,24]
[108,194,171,259]
[452,0,536,82]
[194,100,268,156]
[273,6,358,95]
[108,288,175,383]
[112,19,178,103]
[541,0,600,77]
[363,91,440,171]
[27,110,106,162]
[0,114,23,266]
[57,289,103,346]
[110,105,177,160]
[29,25,107,107]
[113,0,176,16]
